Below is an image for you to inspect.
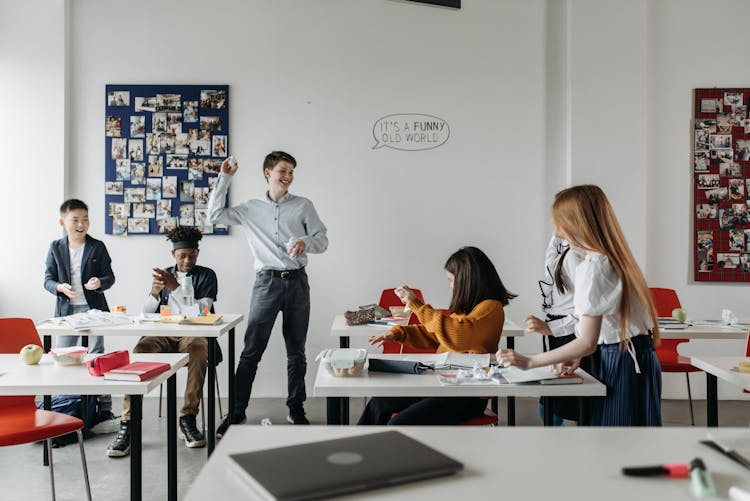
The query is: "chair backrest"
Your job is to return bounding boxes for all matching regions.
[648,288,682,318]
[378,288,425,309]
[0,318,43,408]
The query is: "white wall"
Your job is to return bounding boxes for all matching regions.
[2,0,747,402]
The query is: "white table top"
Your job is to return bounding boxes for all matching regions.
[313,355,605,398]
[0,353,188,395]
[331,314,525,338]
[690,356,750,391]
[35,313,244,338]
[659,322,748,340]
[184,426,750,501]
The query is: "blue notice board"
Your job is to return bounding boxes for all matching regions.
[104,84,229,236]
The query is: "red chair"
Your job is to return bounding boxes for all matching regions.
[0,318,92,500]
[649,288,700,425]
[378,288,430,354]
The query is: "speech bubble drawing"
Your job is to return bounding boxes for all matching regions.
[372,114,450,151]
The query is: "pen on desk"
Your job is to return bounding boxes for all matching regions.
[729,486,750,501]
[690,458,716,498]
[621,463,690,478]
[701,434,750,471]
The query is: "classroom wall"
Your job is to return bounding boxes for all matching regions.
[1,0,747,402]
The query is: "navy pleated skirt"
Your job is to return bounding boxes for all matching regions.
[587,334,662,426]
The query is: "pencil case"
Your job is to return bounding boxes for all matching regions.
[367,358,433,374]
[87,350,130,376]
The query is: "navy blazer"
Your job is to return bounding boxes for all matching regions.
[44,234,115,317]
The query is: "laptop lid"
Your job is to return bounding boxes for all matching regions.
[227,430,463,500]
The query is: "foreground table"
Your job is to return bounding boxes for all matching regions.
[314,354,606,425]
[690,356,750,427]
[36,313,244,455]
[185,426,750,501]
[0,352,188,501]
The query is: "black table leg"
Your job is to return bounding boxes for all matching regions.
[338,336,350,424]
[706,373,718,427]
[167,375,177,501]
[542,397,553,426]
[327,397,341,425]
[130,395,142,501]
[228,327,235,421]
[207,338,217,456]
[339,336,349,349]
[43,335,51,466]
[506,336,515,426]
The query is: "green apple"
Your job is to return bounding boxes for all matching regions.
[19,344,43,365]
[672,308,687,323]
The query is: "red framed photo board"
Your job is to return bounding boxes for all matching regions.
[693,88,750,281]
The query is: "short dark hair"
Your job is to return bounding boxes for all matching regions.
[444,246,517,314]
[166,226,203,250]
[60,199,88,216]
[263,150,296,178]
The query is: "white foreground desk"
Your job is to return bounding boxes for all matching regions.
[690,356,750,427]
[314,354,606,425]
[185,426,750,501]
[329,316,526,425]
[0,353,188,501]
[36,313,244,454]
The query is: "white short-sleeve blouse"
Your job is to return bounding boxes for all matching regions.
[573,252,653,345]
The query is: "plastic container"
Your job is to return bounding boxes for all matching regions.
[49,346,88,366]
[316,349,367,376]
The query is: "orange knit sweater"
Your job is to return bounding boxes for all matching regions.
[389,298,505,354]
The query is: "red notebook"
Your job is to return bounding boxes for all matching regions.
[103,361,171,381]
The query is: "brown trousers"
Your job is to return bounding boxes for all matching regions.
[122,336,208,420]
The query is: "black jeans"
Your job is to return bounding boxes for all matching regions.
[232,269,310,418]
[357,396,489,425]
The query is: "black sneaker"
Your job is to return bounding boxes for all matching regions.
[106,421,130,458]
[179,415,206,448]
[286,406,310,425]
[216,414,246,439]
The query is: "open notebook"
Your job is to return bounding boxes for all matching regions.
[499,366,584,385]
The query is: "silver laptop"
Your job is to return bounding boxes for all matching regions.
[227,430,463,500]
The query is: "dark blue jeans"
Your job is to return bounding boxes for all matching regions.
[232,269,310,418]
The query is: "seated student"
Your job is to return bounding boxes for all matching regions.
[107,226,218,457]
[357,246,516,425]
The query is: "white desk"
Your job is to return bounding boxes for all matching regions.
[36,313,244,454]
[690,356,750,427]
[659,323,748,340]
[0,353,188,501]
[185,426,750,501]
[314,354,606,425]
[330,315,526,425]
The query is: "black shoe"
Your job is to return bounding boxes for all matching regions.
[106,421,130,458]
[51,432,77,448]
[216,414,246,439]
[179,415,206,448]
[287,406,310,425]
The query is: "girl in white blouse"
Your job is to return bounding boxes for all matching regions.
[498,185,662,426]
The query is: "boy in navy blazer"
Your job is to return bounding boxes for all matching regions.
[44,199,116,353]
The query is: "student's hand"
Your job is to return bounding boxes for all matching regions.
[220,157,238,176]
[554,359,580,376]
[524,315,552,336]
[56,283,79,299]
[495,348,532,370]
[395,285,416,304]
[287,240,306,257]
[368,331,397,348]
[84,277,101,291]
[152,267,179,292]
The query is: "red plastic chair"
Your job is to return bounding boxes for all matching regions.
[649,288,700,425]
[378,288,430,354]
[0,318,92,500]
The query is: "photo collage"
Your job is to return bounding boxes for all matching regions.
[693,88,750,280]
[104,84,229,236]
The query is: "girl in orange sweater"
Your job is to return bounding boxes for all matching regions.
[357,246,516,425]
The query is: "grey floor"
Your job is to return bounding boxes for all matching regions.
[1,397,748,501]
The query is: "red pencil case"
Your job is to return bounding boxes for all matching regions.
[87,350,130,376]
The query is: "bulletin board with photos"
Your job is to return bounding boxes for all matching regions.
[104,84,230,236]
[693,88,750,281]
